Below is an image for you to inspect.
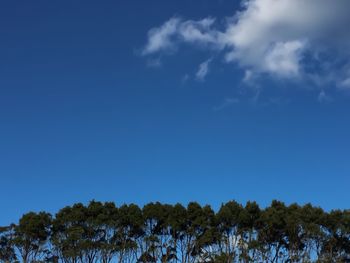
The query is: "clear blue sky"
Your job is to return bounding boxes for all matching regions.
[1,0,350,226]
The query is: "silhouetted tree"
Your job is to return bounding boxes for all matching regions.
[13,212,51,263]
[0,225,17,263]
[2,200,349,263]
[216,200,243,262]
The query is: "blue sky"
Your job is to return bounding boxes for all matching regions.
[1,0,350,225]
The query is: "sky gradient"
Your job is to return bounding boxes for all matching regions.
[1,0,350,226]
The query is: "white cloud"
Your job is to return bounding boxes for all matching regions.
[178,18,221,46]
[339,78,350,89]
[142,0,350,82]
[263,41,305,77]
[195,59,212,81]
[142,18,180,55]
[337,68,350,90]
[243,70,253,83]
[142,17,223,56]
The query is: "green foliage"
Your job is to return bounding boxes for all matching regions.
[13,212,52,263]
[2,200,350,262]
[0,225,17,263]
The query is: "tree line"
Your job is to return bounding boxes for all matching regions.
[0,200,349,263]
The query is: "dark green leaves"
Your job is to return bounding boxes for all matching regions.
[2,200,349,262]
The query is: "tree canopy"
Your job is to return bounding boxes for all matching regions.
[1,200,349,262]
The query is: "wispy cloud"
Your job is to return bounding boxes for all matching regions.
[195,59,212,81]
[146,58,162,68]
[142,17,221,56]
[213,97,239,111]
[142,18,180,55]
[142,0,350,88]
[318,90,333,104]
[181,74,190,84]
[338,77,350,90]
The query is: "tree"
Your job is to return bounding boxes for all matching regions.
[320,209,350,261]
[90,201,119,263]
[216,200,243,262]
[168,203,187,263]
[0,225,17,263]
[2,200,349,263]
[237,201,261,262]
[258,200,288,262]
[300,204,325,260]
[51,203,87,263]
[13,212,52,263]
[116,204,144,263]
[284,203,306,262]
